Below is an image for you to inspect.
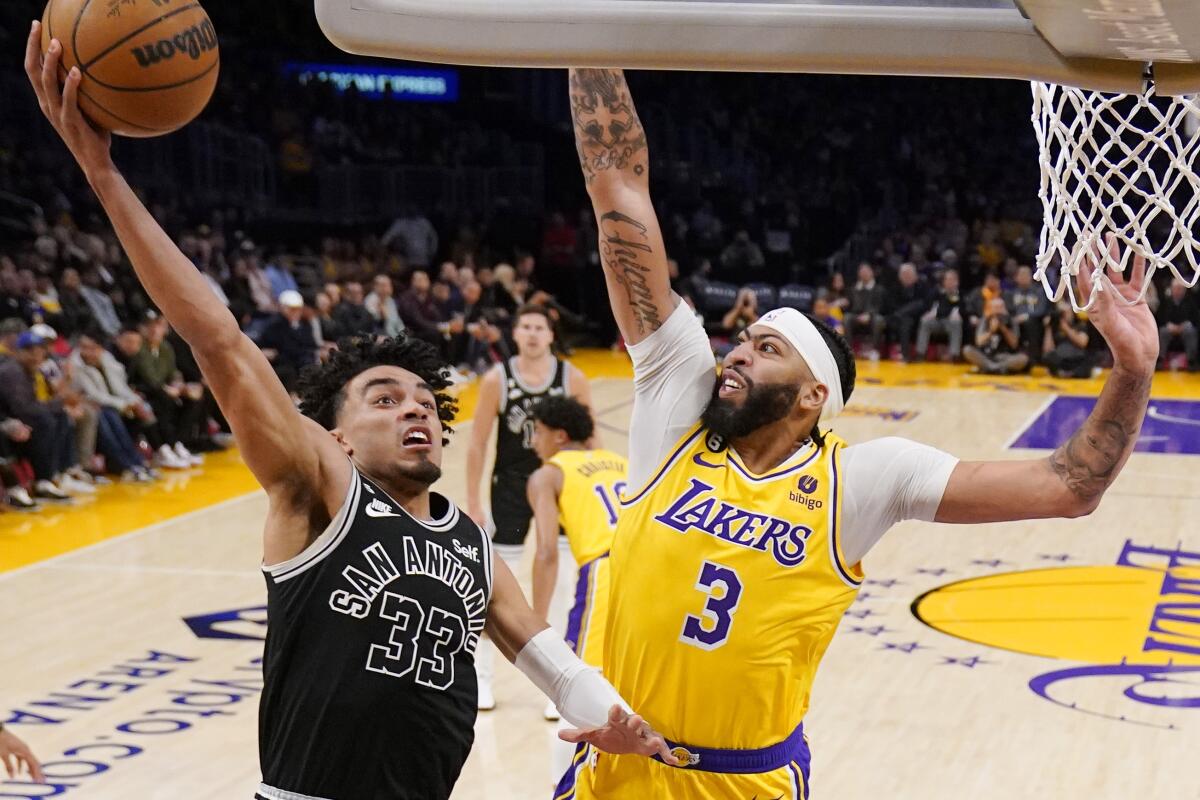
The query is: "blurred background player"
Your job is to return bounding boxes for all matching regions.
[465,304,592,711]
[526,396,627,782]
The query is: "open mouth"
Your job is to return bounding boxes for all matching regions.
[718,370,749,398]
[402,426,433,450]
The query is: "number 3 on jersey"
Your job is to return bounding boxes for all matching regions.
[680,560,743,650]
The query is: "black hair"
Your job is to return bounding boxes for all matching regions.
[530,396,594,444]
[76,325,110,346]
[297,334,458,443]
[805,314,856,449]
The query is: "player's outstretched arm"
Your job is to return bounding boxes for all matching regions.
[25,27,337,512]
[484,556,678,765]
[569,68,677,346]
[937,238,1156,523]
[526,464,563,620]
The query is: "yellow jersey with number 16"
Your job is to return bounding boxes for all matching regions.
[607,424,862,748]
[547,448,628,566]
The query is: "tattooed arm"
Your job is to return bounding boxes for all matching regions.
[935,240,1158,523]
[935,365,1150,522]
[569,68,677,345]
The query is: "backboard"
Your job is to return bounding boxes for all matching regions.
[315,0,1200,93]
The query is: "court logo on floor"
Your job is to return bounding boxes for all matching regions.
[1011,396,1200,455]
[183,605,268,641]
[911,539,1200,729]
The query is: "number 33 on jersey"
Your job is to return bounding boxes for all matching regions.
[605,425,863,749]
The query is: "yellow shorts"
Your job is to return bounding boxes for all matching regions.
[565,555,610,668]
[555,746,810,800]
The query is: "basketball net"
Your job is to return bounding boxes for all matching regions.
[1032,81,1200,310]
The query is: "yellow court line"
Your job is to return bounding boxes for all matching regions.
[3,350,1199,573]
[0,448,261,573]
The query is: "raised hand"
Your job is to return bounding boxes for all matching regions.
[559,704,680,766]
[24,21,113,177]
[1076,234,1158,371]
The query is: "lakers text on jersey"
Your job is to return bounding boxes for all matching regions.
[559,425,862,799]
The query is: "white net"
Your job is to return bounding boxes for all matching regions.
[1032,81,1200,310]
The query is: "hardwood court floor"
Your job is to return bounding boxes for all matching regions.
[2,353,1198,799]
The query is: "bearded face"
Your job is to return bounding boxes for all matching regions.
[700,367,800,441]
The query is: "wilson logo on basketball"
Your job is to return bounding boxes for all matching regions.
[130,19,217,68]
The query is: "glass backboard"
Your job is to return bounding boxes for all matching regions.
[315,0,1200,93]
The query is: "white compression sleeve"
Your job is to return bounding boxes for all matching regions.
[513,628,630,729]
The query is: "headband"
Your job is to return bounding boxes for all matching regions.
[753,307,845,422]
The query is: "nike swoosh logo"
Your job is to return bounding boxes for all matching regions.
[364,505,402,518]
[692,453,723,469]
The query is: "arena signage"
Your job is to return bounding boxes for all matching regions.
[283,62,458,102]
[0,650,263,797]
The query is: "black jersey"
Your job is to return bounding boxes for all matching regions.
[489,357,569,546]
[258,467,492,800]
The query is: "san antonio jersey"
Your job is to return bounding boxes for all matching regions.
[258,466,492,800]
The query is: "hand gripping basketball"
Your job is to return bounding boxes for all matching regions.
[559,704,681,766]
[35,0,217,137]
[25,22,114,178]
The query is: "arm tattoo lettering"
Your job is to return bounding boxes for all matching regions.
[569,69,648,185]
[1047,368,1150,502]
[599,210,662,335]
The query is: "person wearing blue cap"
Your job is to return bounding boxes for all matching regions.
[0,330,86,500]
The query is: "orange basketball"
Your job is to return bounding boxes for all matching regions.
[40,0,219,138]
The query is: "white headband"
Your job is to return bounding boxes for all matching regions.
[752,307,845,422]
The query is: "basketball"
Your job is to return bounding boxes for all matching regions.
[40,0,218,137]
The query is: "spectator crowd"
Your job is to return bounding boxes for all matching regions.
[2,0,1199,515]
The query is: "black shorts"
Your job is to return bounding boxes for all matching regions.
[490,478,533,546]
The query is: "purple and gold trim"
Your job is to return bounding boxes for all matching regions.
[620,426,705,507]
[827,442,863,587]
[650,722,809,775]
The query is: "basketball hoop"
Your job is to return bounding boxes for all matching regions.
[1032,80,1200,311]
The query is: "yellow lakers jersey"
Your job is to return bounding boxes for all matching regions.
[607,425,862,748]
[548,448,628,566]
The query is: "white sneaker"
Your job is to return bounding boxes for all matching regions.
[60,475,97,495]
[543,702,560,722]
[174,442,203,466]
[477,682,496,711]
[7,486,38,509]
[33,479,70,501]
[156,444,189,470]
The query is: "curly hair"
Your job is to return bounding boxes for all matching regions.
[297,334,458,443]
[806,314,856,449]
[530,396,594,444]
